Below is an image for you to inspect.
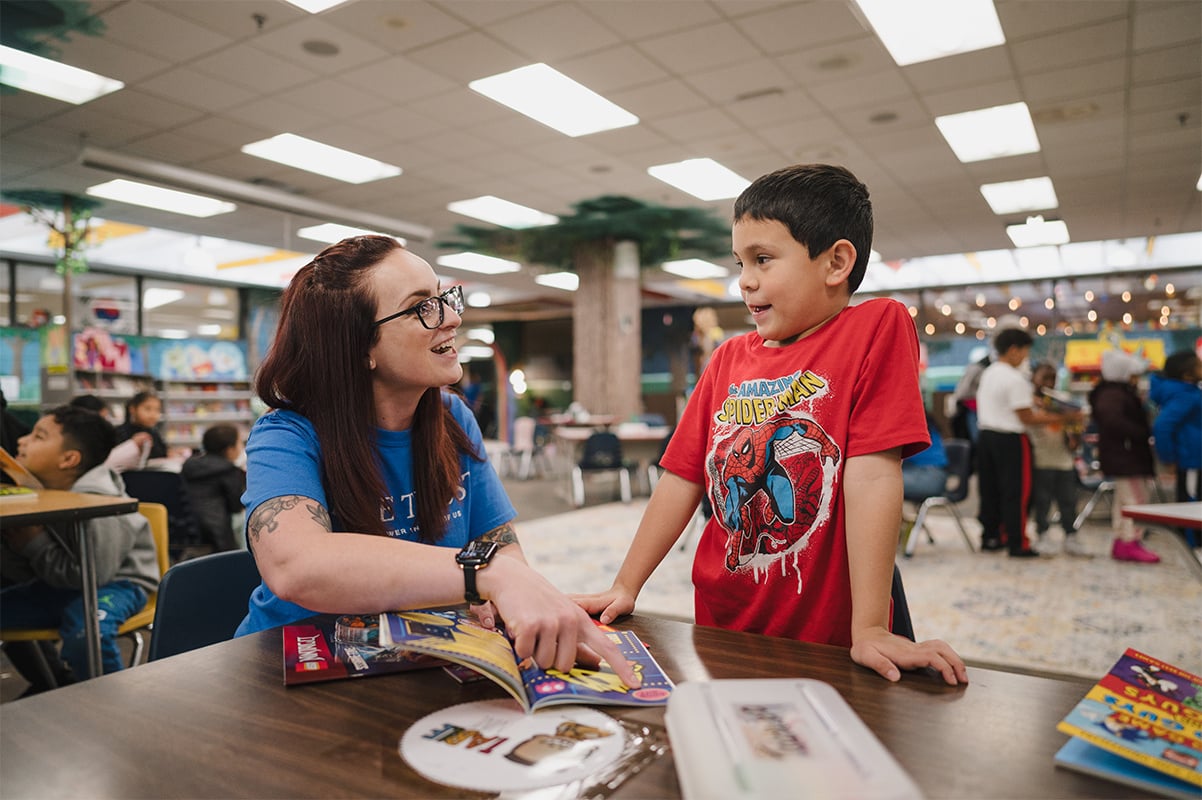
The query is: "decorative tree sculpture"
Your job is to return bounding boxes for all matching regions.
[442,195,730,421]
[3,190,101,335]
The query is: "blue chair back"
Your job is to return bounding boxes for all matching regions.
[942,439,973,503]
[579,432,624,470]
[148,549,261,661]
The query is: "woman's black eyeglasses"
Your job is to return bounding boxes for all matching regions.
[372,285,465,330]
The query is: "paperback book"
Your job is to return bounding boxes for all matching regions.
[282,613,444,686]
[1054,647,1202,799]
[379,608,674,713]
[0,486,36,502]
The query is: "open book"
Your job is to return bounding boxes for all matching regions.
[0,447,43,490]
[1054,648,1202,799]
[379,608,674,713]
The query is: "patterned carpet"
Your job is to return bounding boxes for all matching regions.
[518,498,1202,680]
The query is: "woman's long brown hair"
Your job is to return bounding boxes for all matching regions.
[255,235,478,541]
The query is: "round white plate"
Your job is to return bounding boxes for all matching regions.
[399,699,625,793]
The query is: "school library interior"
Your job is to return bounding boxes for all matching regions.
[1,2,1201,798]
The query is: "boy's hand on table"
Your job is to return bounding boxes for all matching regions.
[570,586,636,626]
[851,627,969,686]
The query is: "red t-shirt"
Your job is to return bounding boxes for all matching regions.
[660,298,929,647]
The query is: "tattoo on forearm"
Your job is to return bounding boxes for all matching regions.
[248,495,330,547]
[476,523,519,548]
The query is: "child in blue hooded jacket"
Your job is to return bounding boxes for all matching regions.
[1150,350,1201,544]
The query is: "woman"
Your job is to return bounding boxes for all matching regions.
[235,236,638,685]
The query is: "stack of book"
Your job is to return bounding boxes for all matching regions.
[1055,648,1201,799]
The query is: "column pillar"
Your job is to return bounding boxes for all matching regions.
[572,239,642,420]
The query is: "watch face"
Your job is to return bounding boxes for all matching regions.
[457,539,498,566]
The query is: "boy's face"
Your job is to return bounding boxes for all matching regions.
[16,415,78,484]
[732,217,849,346]
[999,344,1031,368]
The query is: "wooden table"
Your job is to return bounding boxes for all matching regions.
[0,614,1137,799]
[0,489,139,678]
[1122,501,1202,581]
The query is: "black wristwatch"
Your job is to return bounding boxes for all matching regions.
[455,539,499,605]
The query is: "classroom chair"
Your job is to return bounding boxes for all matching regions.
[0,502,170,683]
[570,431,632,507]
[147,548,261,661]
[903,438,976,557]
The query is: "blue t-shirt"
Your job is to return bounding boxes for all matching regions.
[236,393,515,635]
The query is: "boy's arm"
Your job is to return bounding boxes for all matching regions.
[573,471,703,624]
[844,450,968,686]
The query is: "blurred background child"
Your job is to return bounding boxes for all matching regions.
[181,424,246,553]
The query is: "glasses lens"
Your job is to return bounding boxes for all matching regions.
[444,286,465,314]
[417,296,443,329]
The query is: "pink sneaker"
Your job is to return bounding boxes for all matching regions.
[1111,538,1161,563]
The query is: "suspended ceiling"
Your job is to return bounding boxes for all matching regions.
[1,0,1199,326]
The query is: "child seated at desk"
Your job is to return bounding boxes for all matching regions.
[0,405,159,691]
[181,424,246,553]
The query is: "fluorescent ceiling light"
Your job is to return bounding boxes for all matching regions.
[437,252,521,275]
[282,0,350,11]
[935,102,1040,163]
[0,45,124,104]
[197,324,223,336]
[980,177,1059,215]
[852,0,1004,66]
[1197,173,1202,191]
[535,271,580,291]
[448,196,558,229]
[1006,215,1070,247]
[464,327,495,344]
[155,329,190,339]
[459,345,495,360]
[661,258,729,280]
[297,222,395,244]
[648,158,750,201]
[242,133,401,184]
[86,179,236,218]
[869,250,882,263]
[143,288,185,310]
[466,291,492,308]
[469,63,638,137]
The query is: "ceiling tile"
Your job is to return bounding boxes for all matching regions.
[1009,20,1129,74]
[139,67,258,113]
[559,45,668,94]
[636,21,755,75]
[733,2,867,54]
[323,1,470,52]
[487,3,621,61]
[406,30,527,83]
[97,2,234,61]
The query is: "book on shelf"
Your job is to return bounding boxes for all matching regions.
[282,614,444,686]
[664,678,923,800]
[0,448,43,490]
[378,608,674,713]
[1054,647,1202,799]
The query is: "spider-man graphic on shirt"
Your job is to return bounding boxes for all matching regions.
[706,377,841,572]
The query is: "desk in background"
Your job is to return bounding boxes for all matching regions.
[0,490,139,678]
[0,614,1134,799]
[1122,501,1202,581]
[551,424,671,493]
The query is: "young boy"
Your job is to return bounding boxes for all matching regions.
[1,406,159,686]
[181,424,246,552]
[575,164,967,685]
[975,330,1082,557]
[1026,362,1087,556]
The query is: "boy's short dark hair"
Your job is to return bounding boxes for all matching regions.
[49,405,116,475]
[202,424,240,456]
[1163,350,1200,381]
[69,394,107,414]
[994,328,1033,355]
[733,164,874,293]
